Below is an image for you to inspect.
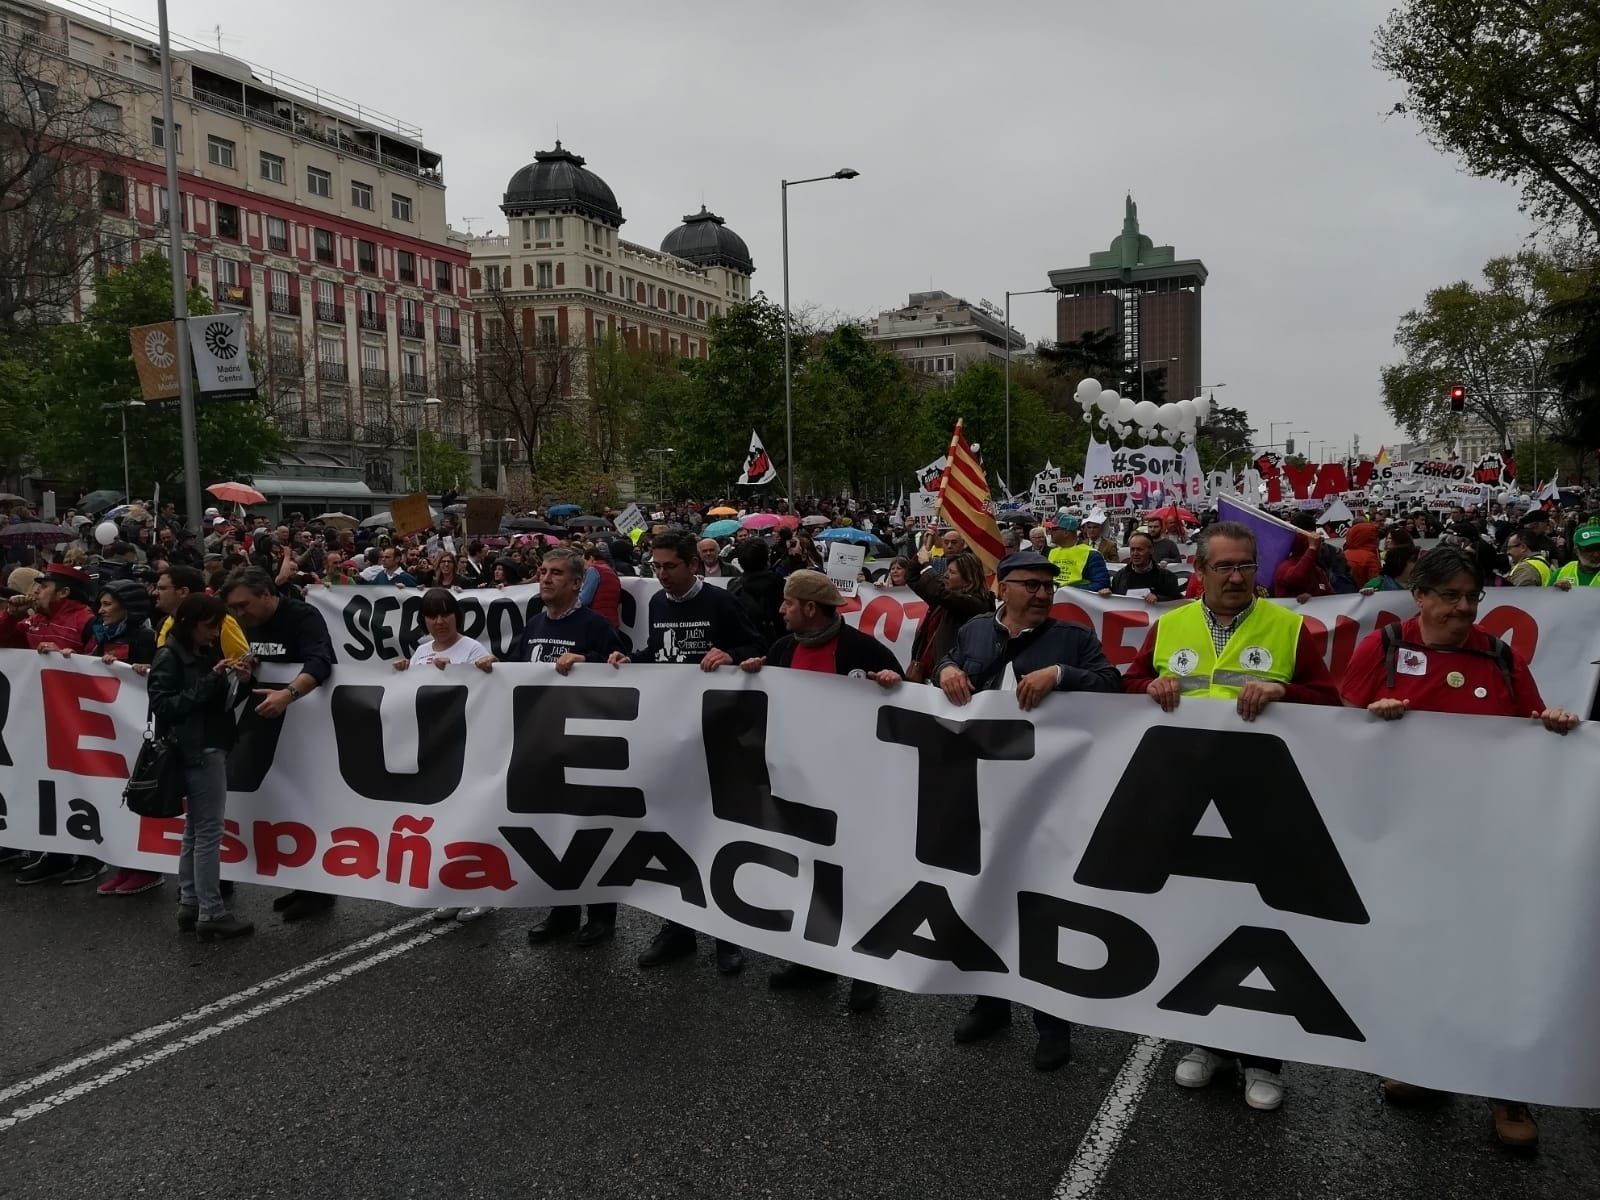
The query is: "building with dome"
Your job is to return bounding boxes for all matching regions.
[467,142,755,378]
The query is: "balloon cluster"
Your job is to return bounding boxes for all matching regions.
[1072,378,1209,447]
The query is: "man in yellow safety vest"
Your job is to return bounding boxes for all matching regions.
[1551,522,1600,588]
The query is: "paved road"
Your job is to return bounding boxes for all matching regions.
[3,881,1598,1199]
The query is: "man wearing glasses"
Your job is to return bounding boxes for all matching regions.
[1121,520,1338,1112]
[935,550,1122,1071]
[930,529,967,577]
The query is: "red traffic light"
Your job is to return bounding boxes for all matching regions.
[1449,385,1465,411]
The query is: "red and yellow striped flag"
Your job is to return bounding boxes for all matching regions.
[935,419,1006,580]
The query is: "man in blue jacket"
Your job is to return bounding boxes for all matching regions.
[934,550,1122,1071]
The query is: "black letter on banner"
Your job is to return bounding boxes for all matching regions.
[596,830,706,906]
[331,685,466,805]
[507,686,644,817]
[1159,925,1364,1042]
[500,826,613,890]
[340,594,376,661]
[875,708,1034,875]
[0,667,12,765]
[370,594,403,660]
[701,691,836,845]
[804,860,844,947]
[1073,727,1369,925]
[1017,892,1158,1000]
[227,704,285,792]
[852,881,1006,973]
[710,841,798,932]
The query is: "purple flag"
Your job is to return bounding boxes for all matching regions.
[1217,495,1304,589]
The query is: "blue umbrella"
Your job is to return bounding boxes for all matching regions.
[816,527,886,548]
[546,503,581,518]
[703,519,741,538]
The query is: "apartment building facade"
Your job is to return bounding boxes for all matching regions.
[863,291,1024,383]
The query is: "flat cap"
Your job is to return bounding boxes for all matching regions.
[996,550,1055,580]
[783,569,843,607]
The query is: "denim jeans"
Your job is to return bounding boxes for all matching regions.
[177,748,228,920]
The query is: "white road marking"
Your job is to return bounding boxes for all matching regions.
[1054,1036,1166,1200]
[0,921,455,1133]
[0,912,436,1106]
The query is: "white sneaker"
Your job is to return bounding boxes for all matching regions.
[430,907,462,922]
[1243,1067,1284,1111]
[1175,1047,1226,1088]
[455,906,490,923]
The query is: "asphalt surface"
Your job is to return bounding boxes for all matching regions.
[4,879,1599,1200]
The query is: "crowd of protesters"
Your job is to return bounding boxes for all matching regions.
[1,485,1596,1151]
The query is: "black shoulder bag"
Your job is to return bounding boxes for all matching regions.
[123,690,185,819]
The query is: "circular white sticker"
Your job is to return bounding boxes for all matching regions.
[1474,686,1488,699]
[846,668,867,680]
[1167,648,1199,677]
[1240,646,1274,672]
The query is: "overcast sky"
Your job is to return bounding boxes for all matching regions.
[151,0,1536,457]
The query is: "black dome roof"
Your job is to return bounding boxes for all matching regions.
[502,141,623,225]
[660,207,754,274]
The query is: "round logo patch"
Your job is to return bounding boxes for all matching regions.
[1474,686,1488,699]
[1446,671,1466,689]
[1240,646,1273,672]
[1167,648,1199,677]
[846,668,867,680]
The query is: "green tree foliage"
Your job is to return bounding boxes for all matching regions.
[1194,404,1254,472]
[794,324,921,497]
[0,353,43,482]
[29,255,287,497]
[919,362,1066,489]
[402,431,472,495]
[1376,1,1600,239]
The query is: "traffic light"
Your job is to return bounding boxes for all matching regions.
[1449,385,1465,412]
[1284,437,1296,456]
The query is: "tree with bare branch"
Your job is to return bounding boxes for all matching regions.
[472,283,588,467]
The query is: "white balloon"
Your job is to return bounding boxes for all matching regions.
[1095,389,1120,415]
[1133,400,1160,431]
[1115,397,1137,422]
[1155,402,1180,429]
[1083,413,1093,423]
[1175,399,1196,424]
[1076,378,1102,400]
[94,521,118,546]
[1192,395,1211,423]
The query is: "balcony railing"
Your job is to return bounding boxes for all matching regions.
[360,422,398,444]
[315,301,343,325]
[358,310,386,333]
[268,234,290,253]
[436,376,463,400]
[360,367,390,388]
[271,355,304,380]
[267,291,299,316]
[321,418,354,442]
[436,325,460,346]
[217,284,250,308]
[317,361,348,384]
[398,318,425,339]
[401,373,428,395]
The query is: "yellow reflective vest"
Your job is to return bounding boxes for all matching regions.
[1551,560,1600,587]
[1151,600,1303,700]
[1521,555,1553,586]
[1049,543,1091,587]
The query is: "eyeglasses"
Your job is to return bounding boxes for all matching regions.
[1205,562,1258,577]
[648,560,686,573]
[1421,588,1484,605]
[1003,578,1055,594]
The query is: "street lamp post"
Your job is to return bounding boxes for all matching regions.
[647,447,674,502]
[483,436,515,491]
[1003,286,1054,488]
[106,399,146,501]
[400,397,442,493]
[1138,357,1179,404]
[781,168,859,506]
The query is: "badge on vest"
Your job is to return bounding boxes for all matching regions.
[1397,649,1428,676]
[1167,648,1200,676]
[1240,646,1274,672]
[1446,671,1465,689]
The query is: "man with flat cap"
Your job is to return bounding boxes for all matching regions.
[934,549,1123,1071]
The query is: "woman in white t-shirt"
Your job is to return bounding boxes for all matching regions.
[391,588,494,923]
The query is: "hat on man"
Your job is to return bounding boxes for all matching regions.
[1520,510,1552,528]
[996,550,1055,580]
[5,566,40,594]
[783,569,843,608]
[1574,523,1600,550]
[1055,515,1082,533]
[1084,508,1107,526]
[43,562,91,592]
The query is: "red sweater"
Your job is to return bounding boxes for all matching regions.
[0,598,95,652]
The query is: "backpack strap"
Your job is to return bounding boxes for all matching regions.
[1482,634,1518,702]
[1381,621,1404,690]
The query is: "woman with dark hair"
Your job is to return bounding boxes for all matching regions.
[491,559,523,588]
[1341,544,1578,1151]
[905,550,994,683]
[90,579,163,896]
[147,594,253,941]
[885,556,913,588]
[434,553,459,590]
[1360,544,1420,594]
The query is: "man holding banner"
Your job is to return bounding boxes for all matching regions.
[1122,520,1339,1111]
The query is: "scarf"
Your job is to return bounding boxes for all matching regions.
[90,616,126,646]
[794,614,842,648]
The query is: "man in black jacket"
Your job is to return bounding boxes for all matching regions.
[608,531,766,974]
[220,566,337,923]
[935,550,1123,1071]
[739,569,901,1012]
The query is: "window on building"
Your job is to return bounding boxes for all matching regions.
[484,316,503,345]
[553,218,563,239]
[401,297,419,323]
[391,193,412,222]
[206,135,235,169]
[215,202,239,241]
[697,300,705,320]
[605,271,612,292]
[536,262,553,289]
[676,294,686,315]
[306,166,332,198]
[435,260,452,291]
[316,279,335,307]
[361,343,383,372]
[359,288,379,317]
[357,239,376,273]
[351,180,373,210]
[259,151,285,184]
[656,288,666,309]
[534,218,550,241]
[522,263,533,287]
[397,250,416,283]
[156,189,187,230]
[538,315,556,345]
[215,257,239,286]
[150,117,181,153]
[98,171,125,213]
[485,264,501,290]
[269,268,291,303]
[318,336,343,364]
[314,228,335,263]
[266,215,289,252]
[88,99,120,132]
[402,350,423,378]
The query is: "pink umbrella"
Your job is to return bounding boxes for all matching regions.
[207,481,267,506]
[740,512,783,529]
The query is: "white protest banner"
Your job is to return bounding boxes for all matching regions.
[1082,437,1187,501]
[825,543,865,597]
[1093,472,1134,501]
[309,581,1600,714]
[909,490,940,520]
[7,651,1600,1106]
[614,503,647,538]
[185,312,256,401]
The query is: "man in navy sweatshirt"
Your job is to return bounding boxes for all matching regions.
[608,530,766,974]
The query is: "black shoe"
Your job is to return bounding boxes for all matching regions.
[769,962,831,990]
[954,1000,1012,1044]
[220,880,235,899]
[60,857,105,886]
[638,926,697,968]
[271,890,301,913]
[0,847,33,870]
[16,853,73,885]
[574,915,615,947]
[280,891,336,922]
[176,905,197,933]
[1033,1029,1073,1072]
[847,980,880,1013]
[527,907,581,944]
[715,942,744,976]
[197,913,255,942]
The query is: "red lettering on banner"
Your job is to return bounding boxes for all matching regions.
[324,826,381,878]
[221,819,246,864]
[858,596,912,645]
[1478,605,1538,659]
[438,842,516,890]
[1327,616,1361,678]
[1050,601,1093,629]
[1100,609,1153,669]
[386,814,434,888]
[41,670,127,778]
[254,820,316,875]
[1301,616,1328,663]
[137,815,184,855]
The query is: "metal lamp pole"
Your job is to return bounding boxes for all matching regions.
[403,398,441,492]
[1139,356,1179,404]
[647,447,674,501]
[782,167,859,506]
[108,400,147,500]
[1003,286,1055,488]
